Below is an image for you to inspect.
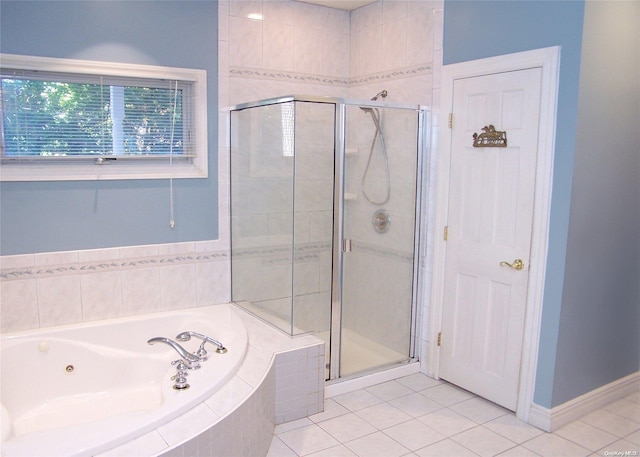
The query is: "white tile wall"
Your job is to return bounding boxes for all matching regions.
[221,0,444,379]
[0,240,230,333]
[418,1,444,377]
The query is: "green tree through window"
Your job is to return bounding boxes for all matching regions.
[1,78,183,157]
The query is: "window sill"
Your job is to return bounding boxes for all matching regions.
[0,161,208,181]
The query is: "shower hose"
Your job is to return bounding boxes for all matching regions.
[361,106,391,206]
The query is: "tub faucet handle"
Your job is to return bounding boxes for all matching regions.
[170,371,188,380]
[171,371,189,382]
[171,359,189,371]
[170,370,190,390]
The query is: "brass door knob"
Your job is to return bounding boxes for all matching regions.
[500,259,525,270]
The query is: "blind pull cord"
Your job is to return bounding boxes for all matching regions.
[169,80,178,229]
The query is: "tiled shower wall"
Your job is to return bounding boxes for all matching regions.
[219,0,441,106]
[220,0,444,368]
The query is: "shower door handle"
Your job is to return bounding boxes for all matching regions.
[342,239,352,253]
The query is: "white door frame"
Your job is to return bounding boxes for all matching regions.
[428,46,560,422]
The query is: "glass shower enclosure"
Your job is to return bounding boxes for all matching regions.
[230,95,427,381]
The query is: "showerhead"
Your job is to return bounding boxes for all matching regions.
[370,90,388,101]
[360,90,388,113]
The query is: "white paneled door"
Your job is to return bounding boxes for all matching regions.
[439,68,543,411]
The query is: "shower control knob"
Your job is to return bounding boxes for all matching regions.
[372,209,391,233]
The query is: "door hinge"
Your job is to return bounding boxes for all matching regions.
[437,332,442,346]
[443,226,448,241]
[448,113,453,129]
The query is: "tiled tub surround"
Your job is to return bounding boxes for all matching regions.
[1,242,325,455]
[0,241,230,333]
[1,301,324,457]
[105,306,325,457]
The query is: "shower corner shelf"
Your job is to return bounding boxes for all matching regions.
[345,148,358,156]
[344,192,357,201]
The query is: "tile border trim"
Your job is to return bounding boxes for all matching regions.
[230,64,432,87]
[1,250,228,281]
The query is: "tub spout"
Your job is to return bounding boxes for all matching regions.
[175,331,227,361]
[147,337,201,369]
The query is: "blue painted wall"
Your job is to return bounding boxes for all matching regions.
[444,0,640,408]
[552,0,640,406]
[0,1,218,255]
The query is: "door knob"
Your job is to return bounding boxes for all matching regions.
[500,259,525,270]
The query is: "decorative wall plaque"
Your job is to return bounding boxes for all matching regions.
[472,125,507,148]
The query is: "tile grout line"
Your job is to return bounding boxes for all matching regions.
[271,375,640,457]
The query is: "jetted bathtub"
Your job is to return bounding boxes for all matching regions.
[1,304,248,457]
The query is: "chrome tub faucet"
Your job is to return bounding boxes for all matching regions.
[147,336,201,370]
[175,331,227,361]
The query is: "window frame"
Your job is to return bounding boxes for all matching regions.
[0,53,208,181]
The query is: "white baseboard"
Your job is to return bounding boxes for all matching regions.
[528,371,640,432]
[528,402,553,432]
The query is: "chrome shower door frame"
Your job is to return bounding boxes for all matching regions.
[230,95,428,382]
[330,98,428,381]
[330,101,346,381]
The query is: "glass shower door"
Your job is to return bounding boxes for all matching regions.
[338,104,421,377]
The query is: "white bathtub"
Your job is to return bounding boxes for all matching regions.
[0,304,248,457]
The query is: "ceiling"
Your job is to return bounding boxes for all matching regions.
[296,0,376,11]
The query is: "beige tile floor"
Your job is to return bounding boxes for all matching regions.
[267,373,640,457]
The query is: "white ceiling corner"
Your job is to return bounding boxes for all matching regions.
[295,0,377,11]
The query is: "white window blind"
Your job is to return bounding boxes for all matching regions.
[0,54,207,181]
